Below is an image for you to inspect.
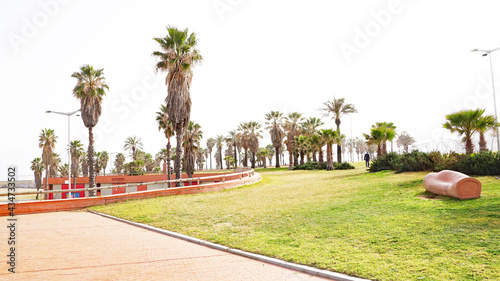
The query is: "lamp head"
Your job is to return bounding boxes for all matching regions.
[471,48,479,52]
[482,53,488,57]
[45,110,51,113]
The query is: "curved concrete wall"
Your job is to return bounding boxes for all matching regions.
[0,172,261,216]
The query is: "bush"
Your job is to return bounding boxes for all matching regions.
[368,152,400,172]
[334,162,355,170]
[292,161,326,170]
[368,150,500,176]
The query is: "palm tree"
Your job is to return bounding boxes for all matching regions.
[364,127,384,158]
[237,124,251,168]
[321,97,357,163]
[81,151,88,177]
[39,128,57,193]
[156,104,175,184]
[114,153,126,174]
[144,153,155,172]
[244,121,262,169]
[308,133,325,163]
[206,138,215,170]
[214,135,225,169]
[320,129,338,170]
[51,153,61,177]
[294,135,308,165]
[58,163,69,177]
[183,121,203,180]
[226,130,239,168]
[153,26,203,187]
[95,152,103,174]
[475,112,497,152]
[265,111,285,168]
[123,136,143,161]
[31,157,44,200]
[70,140,84,191]
[283,112,304,168]
[72,64,109,196]
[100,151,109,175]
[396,131,415,153]
[374,122,397,154]
[302,117,324,161]
[443,109,484,154]
[265,144,275,167]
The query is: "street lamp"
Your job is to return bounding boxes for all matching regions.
[471,47,500,151]
[46,109,80,198]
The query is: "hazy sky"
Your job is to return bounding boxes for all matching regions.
[1,0,500,180]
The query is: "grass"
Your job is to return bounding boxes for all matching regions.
[90,162,500,280]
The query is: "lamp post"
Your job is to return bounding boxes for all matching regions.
[46,109,80,198]
[471,47,500,151]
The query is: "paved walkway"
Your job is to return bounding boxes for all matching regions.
[0,211,332,281]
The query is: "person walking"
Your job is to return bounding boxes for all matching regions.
[364,152,370,167]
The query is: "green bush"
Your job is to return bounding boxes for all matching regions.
[334,162,355,170]
[292,162,326,170]
[368,150,500,176]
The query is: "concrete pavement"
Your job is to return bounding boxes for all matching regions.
[0,211,342,281]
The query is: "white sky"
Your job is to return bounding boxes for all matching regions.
[1,0,500,180]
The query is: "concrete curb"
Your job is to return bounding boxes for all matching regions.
[89,210,371,281]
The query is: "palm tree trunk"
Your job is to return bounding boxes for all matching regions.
[376,144,382,158]
[244,149,248,167]
[275,148,280,168]
[234,144,238,168]
[479,132,487,152]
[312,149,317,162]
[288,149,293,168]
[300,151,305,165]
[293,152,299,166]
[174,129,183,187]
[326,144,334,170]
[209,152,212,170]
[465,137,474,155]
[166,141,171,188]
[336,121,342,163]
[219,148,223,169]
[383,142,387,155]
[88,126,96,196]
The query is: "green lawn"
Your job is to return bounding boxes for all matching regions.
[90,162,500,280]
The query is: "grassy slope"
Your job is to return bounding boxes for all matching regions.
[90,162,500,280]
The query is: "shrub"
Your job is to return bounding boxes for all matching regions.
[369,150,500,176]
[334,162,355,170]
[368,152,399,172]
[292,161,326,170]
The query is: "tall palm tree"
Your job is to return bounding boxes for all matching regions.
[475,112,497,152]
[39,128,57,193]
[81,151,88,177]
[265,111,285,167]
[321,97,357,163]
[114,153,126,174]
[206,138,215,170]
[183,121,203,180]
[123,136,143,161]
[294,135,308,165]
[308,133,324,163]
[237,123,251,167]
[214,135,225,169]
[72,64,109,196]
[320,129,338,170]
[244,121,262,169]
[226,130,239,168]
[70,140,84,191]
[443,109,483,154]
[153,26,203,187]
[156,104,175,184]
[31,157,44,200]
[284,112,304,168]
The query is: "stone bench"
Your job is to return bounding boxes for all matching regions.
[423,170,481,200]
